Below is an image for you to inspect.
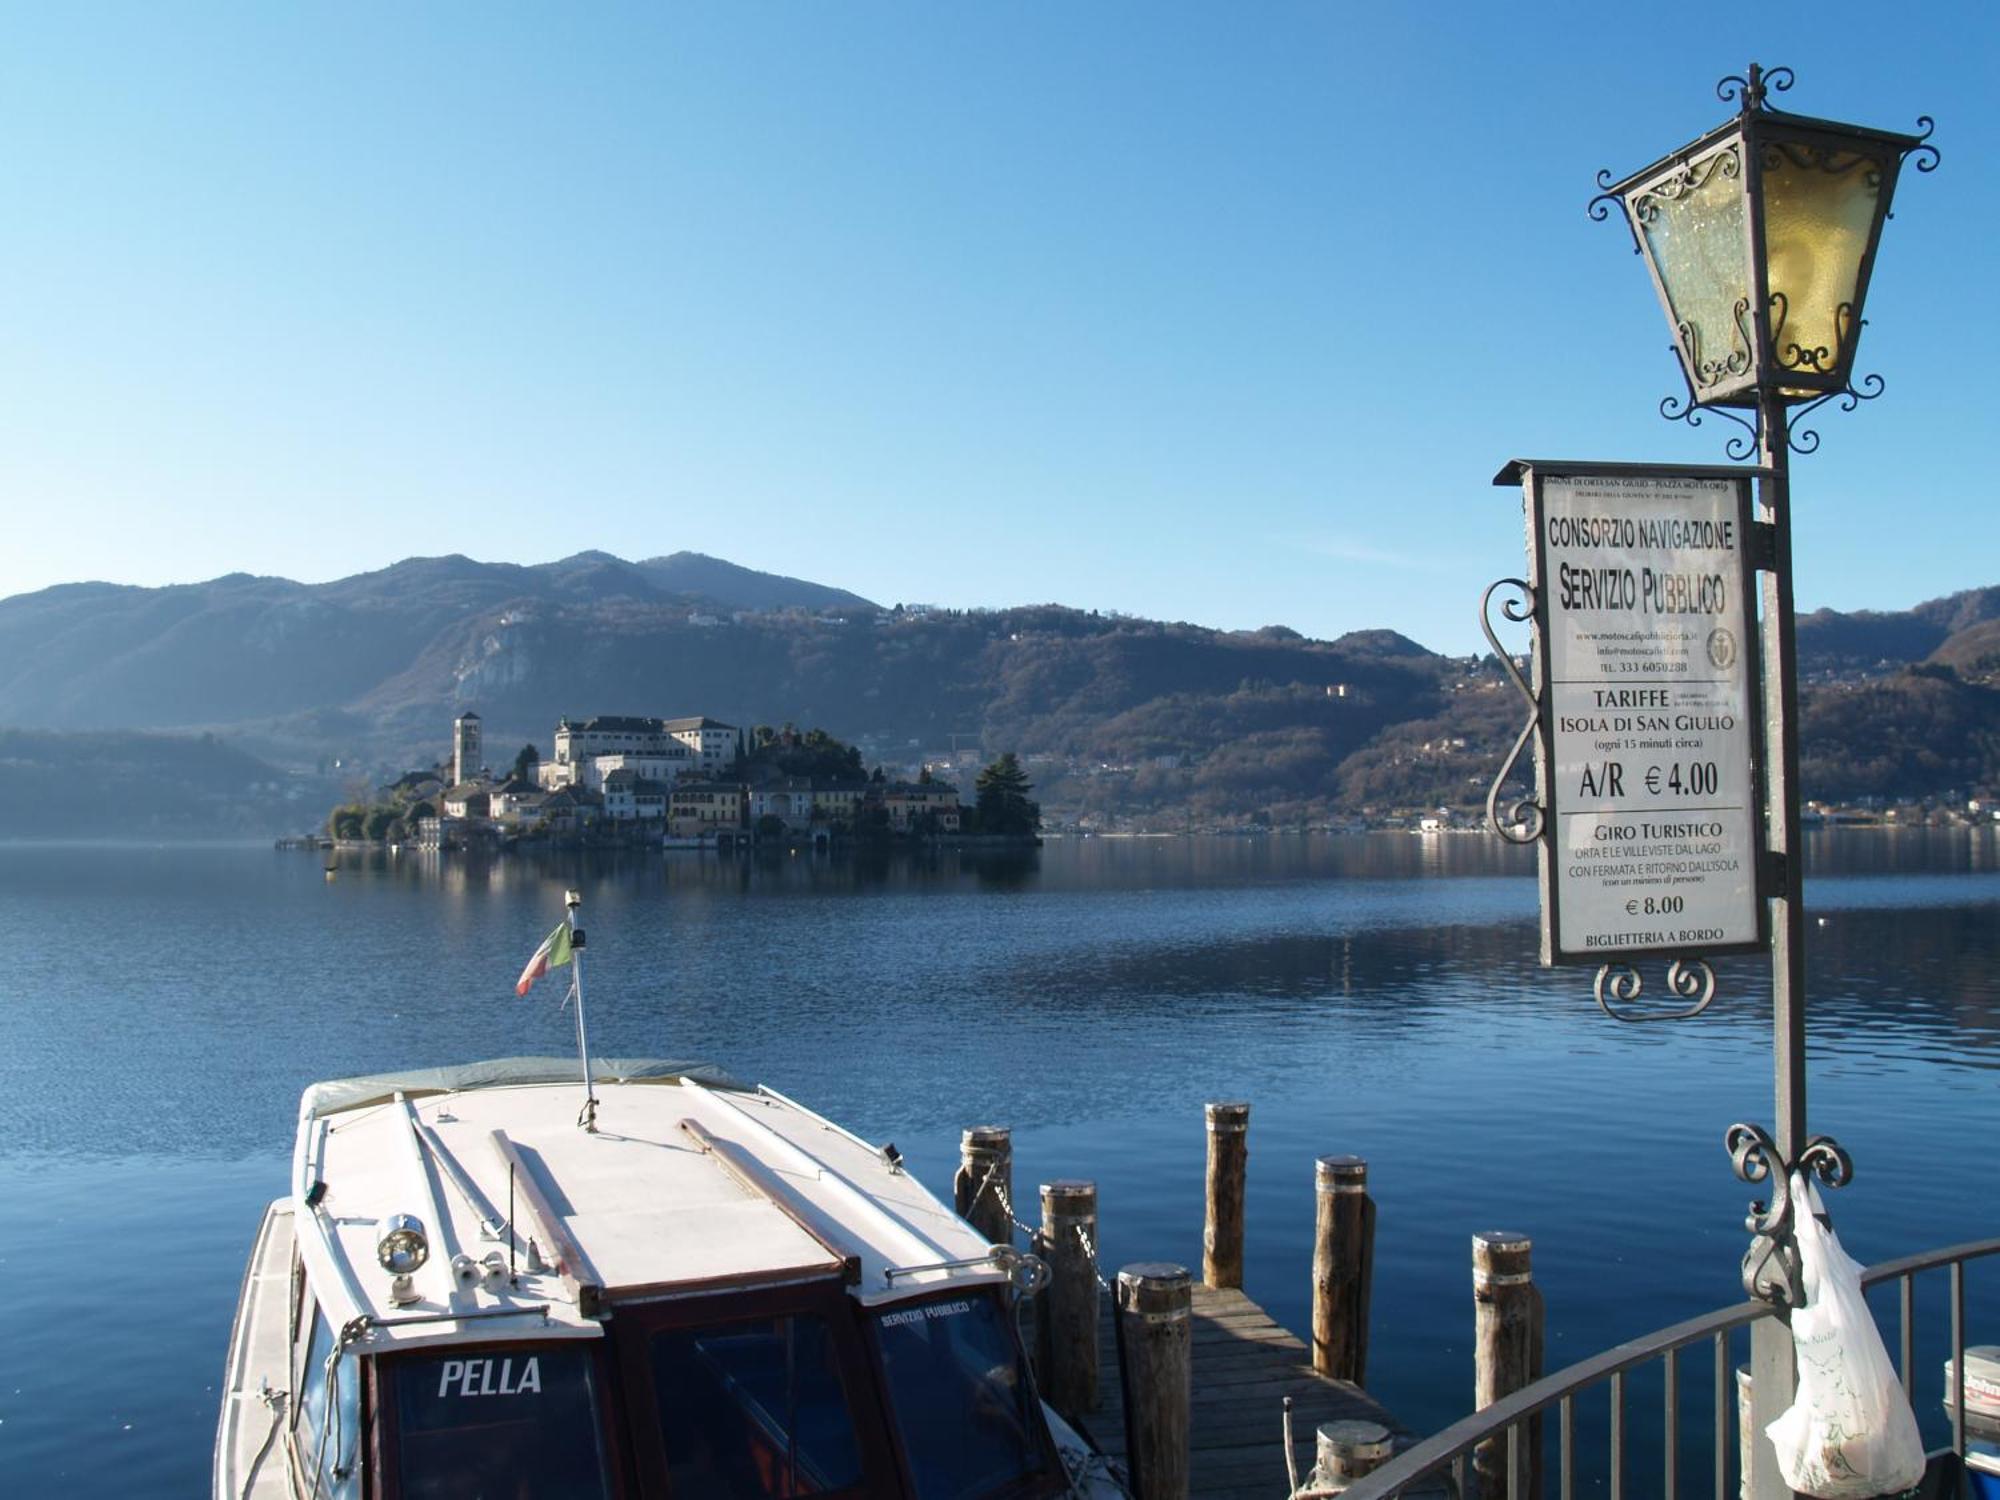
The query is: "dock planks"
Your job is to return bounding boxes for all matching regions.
[1066,1283,1403,1500]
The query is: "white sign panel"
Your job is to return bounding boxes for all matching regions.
[1531,470,1762,963]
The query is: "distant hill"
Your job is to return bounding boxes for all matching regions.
[1799,669,2000,802]
[633,552,874,613]
[0,729,326,837]
[1797,585,2000,677]
[2,552,1998,831]
[0,551,878,732]
[1929,616,2000,680]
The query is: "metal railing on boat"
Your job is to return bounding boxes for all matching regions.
[1338,1236,2000,1500]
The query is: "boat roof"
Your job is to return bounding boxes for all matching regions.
[292,1058,1008,1353]
[298,1055,750,1118]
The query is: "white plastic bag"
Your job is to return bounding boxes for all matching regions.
[1765,1173,1926,1498]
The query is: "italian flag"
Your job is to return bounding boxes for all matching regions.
[515,923,574,996]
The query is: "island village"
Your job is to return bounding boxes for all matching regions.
[323,710,1038,850]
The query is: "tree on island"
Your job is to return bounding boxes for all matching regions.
[745,724,866,783]
[973,752,1040,836]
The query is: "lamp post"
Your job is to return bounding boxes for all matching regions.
[1591,65,1937,1498]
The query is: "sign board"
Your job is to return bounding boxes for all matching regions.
[1510,462,1766,965]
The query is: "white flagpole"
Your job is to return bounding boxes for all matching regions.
[565,889,598,1132]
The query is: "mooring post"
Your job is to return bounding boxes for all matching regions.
[1311,1154,1375,1383]
[1203,1101,1249,1288]
[1472,1230,1544,1500]
[954,1125,1013,1247]
[1116,1262,1192,1500]
[1313,1419,1395,1488]
[1034,1178,1099,1416]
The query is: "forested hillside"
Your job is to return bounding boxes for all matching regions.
[3,555,1999,834]
[0,730,326,837]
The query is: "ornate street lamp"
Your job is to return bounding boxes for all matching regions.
[1590,66,1937,1500]
[1593,63,1937,420]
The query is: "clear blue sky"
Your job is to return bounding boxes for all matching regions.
[2,3,1993,653]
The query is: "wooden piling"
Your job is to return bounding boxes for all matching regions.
[953,1125,1013,1247]
[1313,1419,1395,1487]
[1116,1261,1192,1500]
[1089,1286,1405,1500]
[1311,1155,1375,1383]
[1202,1101,1249,1289]
[1472,1230,1544,1500]
[1034,1178,1100,1417]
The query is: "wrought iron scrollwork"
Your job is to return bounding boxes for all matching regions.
[1667,298,1755,394]
[1726,1122,1854,1304]
[1717,65,1793,109]
[1763,140,1874,179]
[1586,168,1628,231]
[1659,366,1888,461]
[1480,579,1543,843]
[1660,388,1760,461]
[1769,292,1856,377]
[1593,957,1718,1023]
[1909,116,1941,175]
[1788,372,1884,454]
[1635,146,1740,216]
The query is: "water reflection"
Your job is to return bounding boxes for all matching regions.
[0,831,1996,1494]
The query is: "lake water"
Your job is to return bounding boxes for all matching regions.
[2,831,1998,1495]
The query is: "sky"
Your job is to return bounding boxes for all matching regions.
[1,3,1995,654]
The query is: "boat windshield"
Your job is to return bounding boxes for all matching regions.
[648,1310,865,1498]
[871,1292,1051,1500]
[390,1344,612,1500]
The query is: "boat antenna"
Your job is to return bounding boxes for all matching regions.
[566,889,598,1133]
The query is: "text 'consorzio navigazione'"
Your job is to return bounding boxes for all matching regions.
[1549,512,1737,617]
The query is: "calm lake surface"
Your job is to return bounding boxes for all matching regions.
[2,831,1997,1494]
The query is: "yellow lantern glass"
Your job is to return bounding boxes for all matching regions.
[1760,141,1888,384]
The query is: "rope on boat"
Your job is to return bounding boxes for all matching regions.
[236,1383,287,1500]
[305,1319,369,1498]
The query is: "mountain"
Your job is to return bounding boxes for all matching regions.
[1796,585,2000,677]
[3,552,1998,833]
[633,553,874,613]
[0,728,327,836]
[0,552,878,732]
[1932,618,2000,678]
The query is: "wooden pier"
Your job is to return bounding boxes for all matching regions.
[956,1107,1533,1500]
[1075,1283,1403,1500]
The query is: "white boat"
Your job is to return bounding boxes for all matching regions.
[215,1054,1123,1500]
[1946,1345,2000,1423]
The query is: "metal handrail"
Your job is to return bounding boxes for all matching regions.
[1860,1236,2000,1288]
[1339,1237,2000,1500]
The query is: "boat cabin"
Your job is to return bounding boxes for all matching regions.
[216,1059,1093,1500]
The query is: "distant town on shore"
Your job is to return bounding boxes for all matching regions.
[318,710,1041,851]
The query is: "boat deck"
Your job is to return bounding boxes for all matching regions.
[1071,1283,1403,1500]
[214,1202,297,1500]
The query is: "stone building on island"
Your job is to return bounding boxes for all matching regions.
[435,708,961,848]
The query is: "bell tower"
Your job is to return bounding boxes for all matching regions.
[453,711,483,786]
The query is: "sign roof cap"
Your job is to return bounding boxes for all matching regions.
[1493,458,1771,487]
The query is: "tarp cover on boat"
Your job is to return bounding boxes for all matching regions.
[300,1056,748,1119]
